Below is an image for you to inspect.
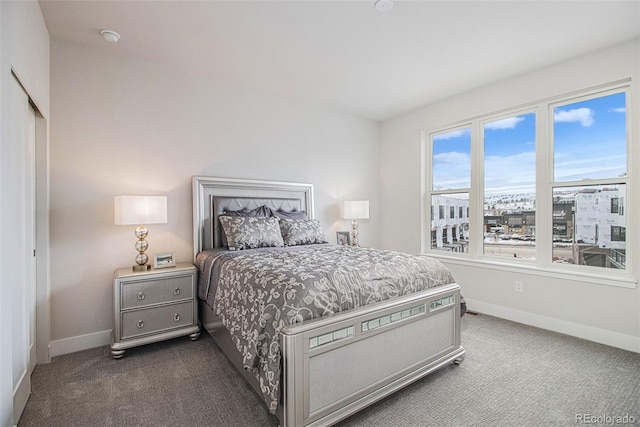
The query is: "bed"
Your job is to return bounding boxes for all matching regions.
[192,176,465,427]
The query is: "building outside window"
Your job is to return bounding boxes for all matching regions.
[611,197,619,214]
[611,226,625,242]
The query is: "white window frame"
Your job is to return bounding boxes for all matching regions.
[422,82,634,288]
[479,108,538,264]
[425,124,472,254]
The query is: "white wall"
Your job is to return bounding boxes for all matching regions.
[0,1,50,424]
[379,40,640,352]
[49,40,380,354]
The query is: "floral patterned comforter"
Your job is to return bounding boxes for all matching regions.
[196,244,457,414]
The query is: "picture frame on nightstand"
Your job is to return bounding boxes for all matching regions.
[153,252,175,269]
[337,231,351,246]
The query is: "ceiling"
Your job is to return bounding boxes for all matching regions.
[39,0,640,122]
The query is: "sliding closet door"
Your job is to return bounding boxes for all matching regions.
[26,92,37,374]
[6,74,37,423]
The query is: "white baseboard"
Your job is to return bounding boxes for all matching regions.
[13,369,30,425]
[465,298,640,354]
[50,329,112,358]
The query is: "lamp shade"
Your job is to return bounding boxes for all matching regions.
[114,196,167,225]
[343,200,369,220]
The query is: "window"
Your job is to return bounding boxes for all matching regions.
[611,198,619,214]
[611,226,625,242]
[425,85,629,274]
[429,126,471,253]
[552,92,626,182]
[483,112,536,259]
[551,91,627,269]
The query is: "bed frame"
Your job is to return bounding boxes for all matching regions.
[192,176,465,426]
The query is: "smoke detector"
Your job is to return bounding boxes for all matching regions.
[374,0,394,12]
[100,29,120,43]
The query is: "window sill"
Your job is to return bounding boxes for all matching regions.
[427,253,637,289]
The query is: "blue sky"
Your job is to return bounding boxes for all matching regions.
[432,91,626,194]
[553,92,626,182]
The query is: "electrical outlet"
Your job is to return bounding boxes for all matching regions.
[515,281,524,293]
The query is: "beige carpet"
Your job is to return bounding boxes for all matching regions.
[19,314,640,426]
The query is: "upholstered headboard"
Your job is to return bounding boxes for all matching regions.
[192,176,314,259]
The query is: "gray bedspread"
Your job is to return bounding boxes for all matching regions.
[196,244,457,414]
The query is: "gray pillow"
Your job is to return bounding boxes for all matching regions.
[220,206,274,246]
[219,216,284,251]
[279,219,328,246]
[272,210,307,220]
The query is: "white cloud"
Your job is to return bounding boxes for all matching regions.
[432,151,471,189]
[610,107,626,114]
[433,128,470,141]
[554,108,594,127]
[484,151,536,194]
[554,153,626,181]
[433,151,469,163]
[484,116,524,130]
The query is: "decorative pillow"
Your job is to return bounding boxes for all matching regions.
[219,216,284,251]
[279,219,328,246]
[272,210,308,220]
[220,206,274,246]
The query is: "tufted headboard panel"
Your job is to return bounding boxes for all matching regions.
[211,196,304,248]
[192,176,314,258]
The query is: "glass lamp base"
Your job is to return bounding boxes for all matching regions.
[132,229,150,272]
[350,219,360,247]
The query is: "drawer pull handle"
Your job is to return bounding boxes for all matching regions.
[173,287,181,295]
[173,314,181,322]
[137,320,144,328]
[137,292,145,300]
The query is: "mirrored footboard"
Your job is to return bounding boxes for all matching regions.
[280,283,465,427]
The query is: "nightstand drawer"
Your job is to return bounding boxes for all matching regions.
[121,274,194,310]
[121,301,193,340]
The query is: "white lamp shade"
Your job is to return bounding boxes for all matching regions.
[114,196,167,225]
[343,200,369,220]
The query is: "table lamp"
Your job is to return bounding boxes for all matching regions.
[343,200,369,247]
[115,195,167,271]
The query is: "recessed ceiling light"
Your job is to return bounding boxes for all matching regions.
[100,29,120,43]
[374,0,394,12]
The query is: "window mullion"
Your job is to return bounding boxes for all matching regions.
[421,131,431,254]
[624,86,633,278]
[535,103,552,268]
[467,120,482,258]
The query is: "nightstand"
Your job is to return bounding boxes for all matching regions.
[110,263,200,359]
